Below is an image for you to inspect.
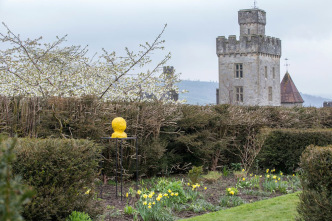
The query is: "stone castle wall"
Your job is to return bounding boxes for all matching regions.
[218,53,280,106]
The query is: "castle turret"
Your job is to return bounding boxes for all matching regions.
[238,9,266,36]
[216,7,281,106]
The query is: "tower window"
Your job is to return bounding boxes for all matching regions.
[268,87,272,101]
[272,67,275,79]
[235,63,243,78]
[265,66,268,78]
[235,86,243,102]
[248,29,250,35]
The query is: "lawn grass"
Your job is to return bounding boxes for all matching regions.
[181,192,300,221]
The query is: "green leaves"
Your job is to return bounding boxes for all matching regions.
[0,135,34,221]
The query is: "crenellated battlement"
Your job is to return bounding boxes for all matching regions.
[216,34,281,56]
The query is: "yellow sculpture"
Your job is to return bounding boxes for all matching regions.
[111,117,127,138]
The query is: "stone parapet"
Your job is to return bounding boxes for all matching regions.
[216,35,281,56]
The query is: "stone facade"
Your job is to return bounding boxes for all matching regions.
[216,8,281,106]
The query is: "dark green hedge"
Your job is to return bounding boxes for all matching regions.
[13,138,102,221]
[257,129,332,173]
[297,145,332,221]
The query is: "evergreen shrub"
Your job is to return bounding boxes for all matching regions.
[13,138,102,221]
[297,145,332,221]
[0,135,34,221]
[257,129,332,173]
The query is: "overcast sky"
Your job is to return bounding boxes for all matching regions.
[1,0,332,98]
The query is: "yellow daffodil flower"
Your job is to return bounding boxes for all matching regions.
[267,175,270,178]
[242,178,245,181]
[143,194,148,199]
[137,190,141,195]
[85,189,91,195]
[266,169,269,173]
[168,189,172,193]
[126,192,129,198]
[152,202,155,205]
[156,197,161,201]
[148,205,151,209]
[204,187,207,190]
[175,193,178,196]
[143,201,147,205]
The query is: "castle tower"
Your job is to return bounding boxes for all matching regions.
[216,8,281,106]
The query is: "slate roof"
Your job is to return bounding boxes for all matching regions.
[280,72,304,104]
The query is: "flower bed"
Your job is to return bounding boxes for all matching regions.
[94,169,301,221]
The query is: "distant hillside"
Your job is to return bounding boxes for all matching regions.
[177,80,331,107]
[178,80,218,105]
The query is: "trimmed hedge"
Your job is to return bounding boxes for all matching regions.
[1,96,332,176]
[257,129,332,173]
[297,145,332,221]
[13,138,102,221]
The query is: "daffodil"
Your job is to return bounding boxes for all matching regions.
[126,192,129,198]
[293,174,295,176]
[148,202,151,206]
[148,205,151,209]
[143,194,148,199]
[85,189,91,195]
[227,188,231,191]
[152,201,155,205]
[168,189,172,193]
[278,178,280,181]
[175,193,178,196]
[156,197,161,201]
[275,180,277,183]
[266,169,269,173]
[267,175,270,178]
[273,175,277,179]
[137,190,141,195]
[242,169,245,172]
[164,193,168,197]
[187,183,190,186]
[280,172,283,176]
[242,177,245,181]
[143,201,147,205]
[158,193,163,198]
[204,187,207,190]
[230,191,234,195]
[171,193,174,196]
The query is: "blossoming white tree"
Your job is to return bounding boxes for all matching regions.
[0,23,182,102]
